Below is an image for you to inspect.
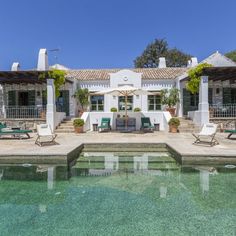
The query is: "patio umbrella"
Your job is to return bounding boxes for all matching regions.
[94,85,151,129]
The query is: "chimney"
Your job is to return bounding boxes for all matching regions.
[37,48,49,71]
[158,57,166,68]
[190,57,198,67]
[11,62,20,71]
[187,60,191,67]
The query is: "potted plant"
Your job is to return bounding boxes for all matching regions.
[134,107,141,112]
[160,88,180,117]
[110,107,118,112]
[73,118,85,133]
[168,117,180,133]
[74,88,90,117]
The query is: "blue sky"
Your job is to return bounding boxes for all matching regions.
[0,0,235,70]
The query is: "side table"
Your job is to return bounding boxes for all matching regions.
[92,123,98,131]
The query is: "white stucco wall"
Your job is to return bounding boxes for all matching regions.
[76,70,176,113]
[110,69,142,88]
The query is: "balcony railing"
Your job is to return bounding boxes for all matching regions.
[3,106,47,119]
[209,104,236,118]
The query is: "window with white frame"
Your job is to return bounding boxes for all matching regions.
[148,94,161,111]
[118,96,133,111]
[90,95,104,111]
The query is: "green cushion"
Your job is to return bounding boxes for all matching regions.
[225,129,236,133]
[0,129,32,134]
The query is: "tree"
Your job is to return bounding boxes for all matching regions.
[134,38,191,68]
[160,88,180,108]
[74,88,90,111]
[225,50,236,62]
[186,63,212,94]
[39,69,66,98]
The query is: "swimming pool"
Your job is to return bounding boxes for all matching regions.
[0,149,235,235]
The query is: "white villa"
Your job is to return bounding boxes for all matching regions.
[0,49,236,132]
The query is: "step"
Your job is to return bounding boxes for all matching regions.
[57,126,74,130]
[58,125,74,128]
[55,130,75,133]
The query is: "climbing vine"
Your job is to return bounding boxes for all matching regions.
[39,69,66,98]
[186,63,212,94]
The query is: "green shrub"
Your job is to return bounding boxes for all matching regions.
[168,117,180,127]
[110,107,118,112]
[73,118,85,127]
[134,107,141,112]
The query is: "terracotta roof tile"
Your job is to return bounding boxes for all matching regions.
[66,68,187,81]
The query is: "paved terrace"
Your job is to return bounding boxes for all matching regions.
[0,132,235,165]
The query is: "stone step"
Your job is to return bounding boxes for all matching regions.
[58,124,74,128]
[55,130,75,133]
[61,122,73,125]
[57,127,74,130]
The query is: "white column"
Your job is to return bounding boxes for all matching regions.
[46,79,56,131]
[193,76,209,125]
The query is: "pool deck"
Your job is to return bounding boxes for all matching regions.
[0,131,235,165]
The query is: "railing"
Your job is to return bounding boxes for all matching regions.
[4,106,47,119]
[209,104,236,118]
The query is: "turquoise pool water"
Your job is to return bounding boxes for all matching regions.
[0,151,235,236]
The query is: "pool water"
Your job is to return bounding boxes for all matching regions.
[0,151,235,236]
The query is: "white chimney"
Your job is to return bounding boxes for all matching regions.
[37,48,49,71]
[190,57,198,67]
[187,60,191,67]
[158,57,166,68]
[11,62,20,71]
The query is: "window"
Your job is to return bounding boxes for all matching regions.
[148,95,161,111]
[119,96,133,111]
[190,93,199,107]
[90,95,104,111]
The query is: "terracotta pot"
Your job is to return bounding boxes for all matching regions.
[169,125,178,133]
[74,126,83,133]
[166,107,176,117]
[40,111,46,119]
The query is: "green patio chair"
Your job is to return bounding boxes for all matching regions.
[225,129,236,139]
[0,124,32,139]
[140,117,154,132]
[98,118,111,132]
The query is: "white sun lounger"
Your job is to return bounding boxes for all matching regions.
[35,124,58,146]
[192,123,219,146]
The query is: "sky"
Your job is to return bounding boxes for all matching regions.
[0,0,236,70]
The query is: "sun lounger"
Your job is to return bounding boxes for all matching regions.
[35,124,58,146]
[98,118,111,132]
[0,123,32,139]
[140,117,154,132]
[224,129,236,139]
[192,123,219,146]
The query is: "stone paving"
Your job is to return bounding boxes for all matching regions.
[0,131,235,161]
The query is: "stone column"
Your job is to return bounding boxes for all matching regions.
[194,76,209,125]
[46,79,56,132]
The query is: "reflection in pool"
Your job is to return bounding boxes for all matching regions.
[0,151,235,235]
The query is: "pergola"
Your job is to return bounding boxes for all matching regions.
[202,66,236,81]
[0,71,58,131]
[0,71,47,84]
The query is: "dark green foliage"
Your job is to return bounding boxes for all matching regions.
[133,107,141,112]
[160,88,180,108]
[74,88,90,110]
[39,69,66,98]
[134,38,191,68]
[110,107,118,112]
[73,118,85,127]
[186,63,212,94]
[168,117,180,127]
[225,50,236,62]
